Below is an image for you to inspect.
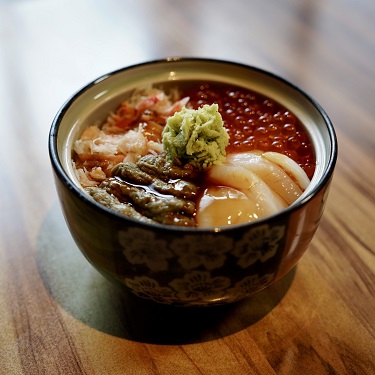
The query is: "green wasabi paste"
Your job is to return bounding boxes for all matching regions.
[162,104,229,170]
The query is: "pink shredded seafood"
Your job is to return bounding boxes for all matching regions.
[73,86,189,187]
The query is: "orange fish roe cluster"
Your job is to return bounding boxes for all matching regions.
[185,82,316,180]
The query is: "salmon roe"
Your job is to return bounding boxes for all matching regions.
[184,82,316,180]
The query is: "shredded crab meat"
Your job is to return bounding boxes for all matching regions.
[73,85,189,187]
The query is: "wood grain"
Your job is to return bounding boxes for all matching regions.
[0,0,374,374]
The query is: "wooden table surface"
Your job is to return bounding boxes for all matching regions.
[1,0,374,374]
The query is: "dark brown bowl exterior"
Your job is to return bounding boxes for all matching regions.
[49,58,337,306]
[51,173,332,306]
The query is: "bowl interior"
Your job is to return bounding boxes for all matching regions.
[54,58,336,213]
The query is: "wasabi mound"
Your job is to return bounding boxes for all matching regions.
[162,104,229,170]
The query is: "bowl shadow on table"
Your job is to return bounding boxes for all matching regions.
[36,203,296,345]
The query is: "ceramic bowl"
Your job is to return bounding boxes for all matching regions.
[49,58,337,306]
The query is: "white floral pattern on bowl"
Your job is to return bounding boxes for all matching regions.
[119,223,285,304]
[228,273,274,297]
[232,224,285,268]
[169,271,231,301]
[124,276,176,304]
[125,271,275,305]
[119,228,172,272]
[171,234,233,270]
